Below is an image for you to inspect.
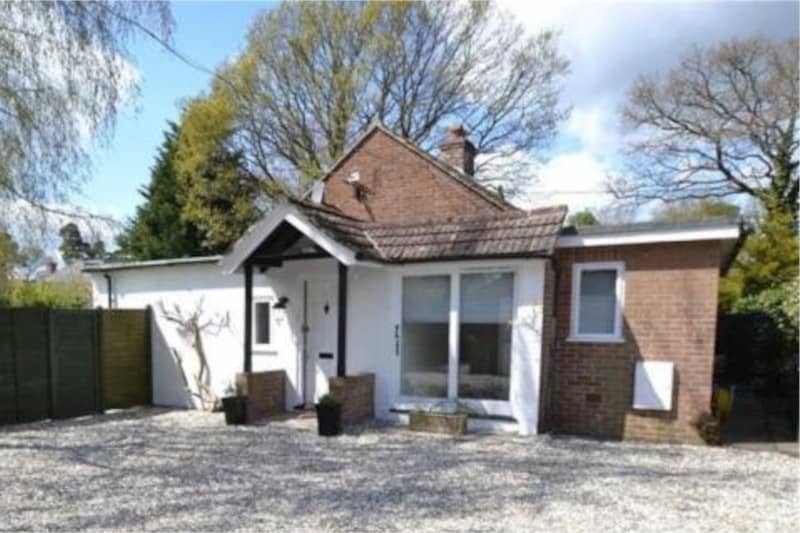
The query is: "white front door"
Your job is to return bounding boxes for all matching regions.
[302,278,338,405]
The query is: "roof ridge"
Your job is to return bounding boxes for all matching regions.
[363,205,567,231]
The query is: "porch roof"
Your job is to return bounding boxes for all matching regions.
[220,199,568,273]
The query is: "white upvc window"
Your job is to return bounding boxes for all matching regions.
[569,261,625,343]
[252,298,274,350]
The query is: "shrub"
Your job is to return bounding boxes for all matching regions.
[718,278,799,392]
[695,412,722,445]
[223,380,245,398]
[5,279,91,309]
[317,393,339,408]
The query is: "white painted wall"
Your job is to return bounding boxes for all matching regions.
[89,257,546,434]
[89,260,324,409]
[346,259,546,434]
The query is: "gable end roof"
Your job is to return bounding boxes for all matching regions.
[305,123,516,211]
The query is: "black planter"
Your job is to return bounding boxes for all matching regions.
[222,395,248,425]
[316,403,342,436]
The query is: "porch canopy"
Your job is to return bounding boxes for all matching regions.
[218,199,567,375]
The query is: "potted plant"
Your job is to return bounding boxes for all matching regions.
[222,381,248,425]
[315,393,342,436]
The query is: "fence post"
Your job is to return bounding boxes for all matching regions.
[95,308,104,414]
[46,308,55,420]
[145,306,153,406]
[10,309,19,424]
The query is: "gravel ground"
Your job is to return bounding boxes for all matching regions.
[0,408,797,532]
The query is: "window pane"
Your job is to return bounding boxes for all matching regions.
[401,276,449,398]
[255,302,270,344]
[578,270,617,335]
[458,273,513,400]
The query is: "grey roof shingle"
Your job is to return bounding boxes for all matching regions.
[293,200,567,263]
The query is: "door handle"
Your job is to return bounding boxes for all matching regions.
[394,324,400,356]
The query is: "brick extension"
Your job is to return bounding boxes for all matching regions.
[328,373,375,427]
[548,241,721,444]
[236,370,286,423]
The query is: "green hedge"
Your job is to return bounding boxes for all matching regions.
[1,279,91,309]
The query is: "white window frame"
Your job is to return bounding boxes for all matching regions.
[252,297,275,351]
[395,261,520,417]
[568,261,625,343]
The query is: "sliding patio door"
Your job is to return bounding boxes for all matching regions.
[458,273,514,401]
[400,275,450,398]
[400,271,515,416]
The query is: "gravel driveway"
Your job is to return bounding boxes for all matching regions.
[0,408,796,531]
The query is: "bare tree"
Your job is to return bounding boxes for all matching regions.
[216,1,568,196]
[612,37,799,222]
[159,300,230,411]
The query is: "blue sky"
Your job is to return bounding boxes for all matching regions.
[82,1,273,221]
[78,0,799,225]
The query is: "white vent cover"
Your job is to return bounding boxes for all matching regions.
[345,171,360,184]
[633,361,674,411]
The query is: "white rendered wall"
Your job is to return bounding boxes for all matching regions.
[346,259,546,435]
[88,259,339,409]
[89,257,545,434]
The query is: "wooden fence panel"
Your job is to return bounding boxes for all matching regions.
[12,308,50,423]
[0,307,151,426]
[101,309,149,409]
[0,309,16,424]
[50,310,99,419]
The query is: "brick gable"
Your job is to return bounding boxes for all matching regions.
[322,128,508,223]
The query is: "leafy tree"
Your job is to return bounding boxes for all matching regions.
[89,241,107,261]
[58,223,107,263]
[718,209,798,389]
[0,231,22,302]
[0,1,173,219]
[614,37,798,223]
[117,123,209,259]
[567,210,599,226]
[174,95,264,251]
[721,210,798,306]
[58,223,89,263]
[204,0,568,197]
[652,199,740,223]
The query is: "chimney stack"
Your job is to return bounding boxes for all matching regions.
[439,125,476,176]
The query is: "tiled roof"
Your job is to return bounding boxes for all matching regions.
[293,200,567,262]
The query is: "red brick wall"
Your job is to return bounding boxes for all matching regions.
[237,370,286,422]
[322,129,504,223]
[549,241,721,444]
[328,373,375,427]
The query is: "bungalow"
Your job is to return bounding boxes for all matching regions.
[84,124,742,443]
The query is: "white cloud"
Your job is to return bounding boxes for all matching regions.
[564,105,623,157]
[517,151,613,214]
[500,0,799,214]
